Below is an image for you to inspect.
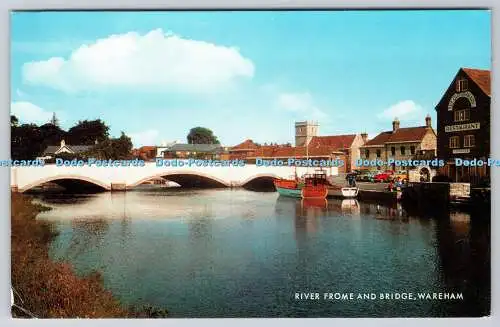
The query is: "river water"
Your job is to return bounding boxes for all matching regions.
[31,188,490,317]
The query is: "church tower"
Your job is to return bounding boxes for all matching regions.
[295,121,319,147]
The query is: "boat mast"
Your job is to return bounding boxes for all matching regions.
[306,137,309,174]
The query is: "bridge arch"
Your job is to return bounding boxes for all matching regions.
[127,170,231,189]
[240,173,279,186]
[240,173,279,191]
[20,175,111,193]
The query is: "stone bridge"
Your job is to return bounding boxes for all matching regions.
[10,162,339,192]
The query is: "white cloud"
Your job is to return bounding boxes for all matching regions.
[22,29,255,93]
[377,100,423,121]
[10,101,60,125]
[129,129,160,147]
[276,92,327,119]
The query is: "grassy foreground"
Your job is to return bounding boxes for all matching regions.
[11,193,168,318]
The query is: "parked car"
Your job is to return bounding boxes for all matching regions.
[374,170,394,183]
[356,170,377,182]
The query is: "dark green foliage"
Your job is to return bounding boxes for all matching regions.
[187,127,220,144]
[84,132,133,160]
[67,119,110,145]
[10,116,131,160]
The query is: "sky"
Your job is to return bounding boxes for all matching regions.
[10,10,491,147]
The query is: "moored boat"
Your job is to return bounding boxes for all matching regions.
[274,178,303,198]
[301,184,328,199]
[300,171,329,199]
[327,184,359,198]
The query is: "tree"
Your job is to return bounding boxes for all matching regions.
[187,127,220,144]
[49,112,59,127]
[11,124,45,160]
[85,132,133,160]
[11,115,18,128]
[39,123,66,148]
[67,119,110,145]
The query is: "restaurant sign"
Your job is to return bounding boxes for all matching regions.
[445,122,480,133]
[452,148,471,154]
[448,91,477,111]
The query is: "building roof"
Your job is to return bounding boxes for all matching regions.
[167,143,224,152]
[462,68,491,96]
[43,144,94,155]
[231,139,259,151]
[363,126,430,147]
[250,145,342,158]
[436,67,491,110]
[308,135,357,150]
[137,146,157,152]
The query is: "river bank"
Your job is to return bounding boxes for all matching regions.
[10,193,168,318]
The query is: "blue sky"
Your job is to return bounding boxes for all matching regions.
[10,10,491,147]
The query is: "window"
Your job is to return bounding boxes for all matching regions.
[454,109,470,122]
[376,149,381,158]
[391,147,396,156]
[464,135,475,148]
[456,78,468,92]
[365,149,370,158]
[449,136,460,148]
[410,146,416,155]
[400,146,406,155]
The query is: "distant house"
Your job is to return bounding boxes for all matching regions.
[228,139,260,160]
[245,144,348,173]
[37,139,95,160]
[132,146,157,161]
[155,141,179,158]
[359,116,437,171]
[307,134,367,171]
[228,124,367,172]
[162,143,228,160]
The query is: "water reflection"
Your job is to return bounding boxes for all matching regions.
[30,189,489,317]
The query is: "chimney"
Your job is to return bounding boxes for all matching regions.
[425,114,432,128]
[392,117,400,132]
[361,132,368,143]
[60,139,65,147]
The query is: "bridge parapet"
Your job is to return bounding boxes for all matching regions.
[10,163,337,192]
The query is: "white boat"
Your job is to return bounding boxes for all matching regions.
[325,174,359,198]
[327,184,359,198]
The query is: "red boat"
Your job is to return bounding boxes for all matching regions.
[301,184,328,199]
[274,178,299,189]
[301,171,329,199]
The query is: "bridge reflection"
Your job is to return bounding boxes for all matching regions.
[26,174,277,193]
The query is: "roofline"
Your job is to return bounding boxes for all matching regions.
[384,140,424,144]
[360,144,386,148]
[435,67,491,110]
[247,154,344,159]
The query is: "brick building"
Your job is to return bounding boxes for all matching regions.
[359,116,437,171]
[132,146,157,161]
[435,67,491,184]
[162,143,227,160]
[228,121,366,173]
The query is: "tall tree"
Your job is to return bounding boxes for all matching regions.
[39,123,66,147]
[11,115,19,128]
[49,112,59,127]
[11,124,45,160]
[187,127,220,144]
[67,119,110,145]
